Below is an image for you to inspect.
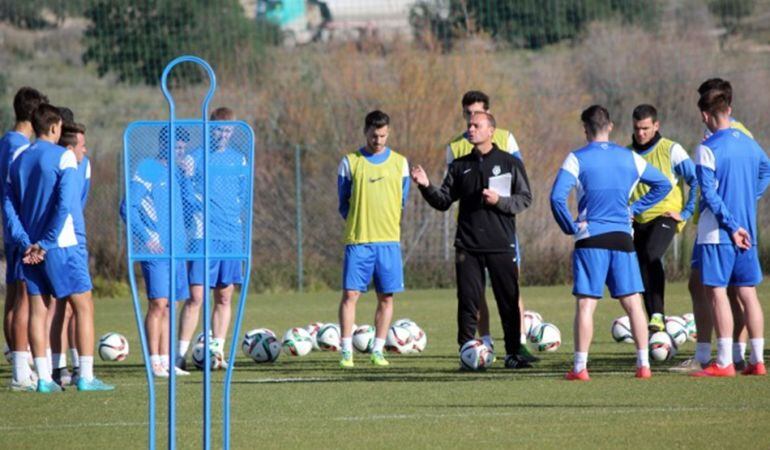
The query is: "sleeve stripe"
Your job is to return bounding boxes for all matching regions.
[670,143,689,167]
[696,144,716,170]
[560,153,580,178]
[632,151,647,177]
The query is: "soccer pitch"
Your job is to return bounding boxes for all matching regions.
[2,282,769,449]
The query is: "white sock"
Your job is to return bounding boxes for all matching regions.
[520,333,527,345]
[46,348,52,377]
[341,337,352,353]
[160,354,170,369]
[695,342,712,365]
[482,335,493,348]
[733,342,747,363]
[716,338,733,367]
[636,349,650,368]
[749,338,765,364]
[372,338,386,353]
[178,340,190,358]
[80,356,94,381]
[35,357,52,382]
[212,338,225,351]
[573,352,588,373]
[12,351,31,382]
[150,354,161,366]
[69,348,80,368]
[52,353,67,369]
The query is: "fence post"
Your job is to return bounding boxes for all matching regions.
[295,144,304,292]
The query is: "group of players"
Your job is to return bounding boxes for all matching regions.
[2,77,765,390]
[338,79,767,379]
[1,87,109,392]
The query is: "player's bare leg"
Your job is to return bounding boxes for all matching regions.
[619,293,650,378]
[370,293,393,366]
[177,285,203,361]
[28,294,53,385]
[3,282,15,352]
[691,286,736,377]
[568,297,597,379]
[49,298,70,384]
[10,282,31,382]
[212,285,233,340]
[338,290,360,368]
[70,291,113,390]
[728,286,748,369]
[146,298,167,376]
[734,286,765,374]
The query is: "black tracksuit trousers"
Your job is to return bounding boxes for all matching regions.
[633,216,678,317]
[455,248,521,356]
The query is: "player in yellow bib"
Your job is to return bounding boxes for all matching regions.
[673,78,755,373]
[337,111,409,368]
[445,91,535,363]
[628,105,697,333]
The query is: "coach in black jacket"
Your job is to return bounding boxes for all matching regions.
[411,111,532,369]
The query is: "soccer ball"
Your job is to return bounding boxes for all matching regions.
[352,325,375,353]
[195,329,213,344]
[523,311,543,339]
[192,342,224,369]
[98,332,129,361]
[529,323,561,352]
[611,316,634,343]
[242,329,261,357]
[248,332,281,363]
[385,325,413,354]
[665,316,688,347]
[459,339,493,371]
[305,322,324,351]
[393,319,427,353]
[281,328,313,356]
[316,323,341,351]
[682,313,697,342]
[649,331,676,361]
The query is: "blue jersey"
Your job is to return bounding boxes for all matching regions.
[550,141,671,239]
[121,158,187,252]
[74,156,91,244]
[4,140,80,251]
[0,131,30,245]
[695,128,770,245]
[183,146,248,243]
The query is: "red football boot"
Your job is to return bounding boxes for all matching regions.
[742,362,767,376]
[635,366,652,379]
[690,362,736,377]
[565,368,590,381]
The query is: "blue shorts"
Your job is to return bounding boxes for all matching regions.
[24,246,92,298]
[699,244,762,287]
[4,244,23,284]
[342,243,404,293]
[188,260,243,287]
[572,248,644,299]
[141,260,189,301]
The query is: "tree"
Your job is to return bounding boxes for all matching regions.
[83,0,278,85]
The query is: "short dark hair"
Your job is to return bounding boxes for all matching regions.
[210,107,235,121]
[698,78,733,105]
[13,87,49,123]
[63,122,86,135]
[632,104,658,122]
[58,107,75,126]
[364,110,389,131]
[471,111,496,129]
[59,131,80,149]
[461,90,490,110]
[698,89,730,115]
[31,104,62,137]
[581,105,612,135]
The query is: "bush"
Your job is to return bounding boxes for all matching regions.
[82,0,279,85]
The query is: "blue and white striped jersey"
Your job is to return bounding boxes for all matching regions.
[0,131,30,246]
[550,141,671,240]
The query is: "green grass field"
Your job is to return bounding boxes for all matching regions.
[1,282,769,449]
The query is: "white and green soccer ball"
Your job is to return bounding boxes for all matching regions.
[195,329,213,345]
[282,327,313,356]
[98,332,129,362]
[665,316,688,347]
[529,323,561,352]
[352,325,375,353]
[459,339,493,371]
[316,323,341,352]
[611,316,634,343]
[247,332,282,363]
